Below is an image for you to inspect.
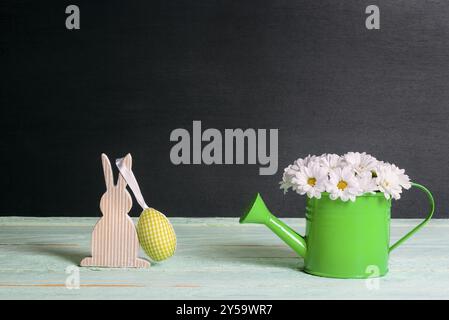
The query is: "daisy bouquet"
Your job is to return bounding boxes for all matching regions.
[280,152,411,202]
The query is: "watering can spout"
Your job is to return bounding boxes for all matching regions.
[240,193,307,258]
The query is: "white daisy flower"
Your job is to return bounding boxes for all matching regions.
[375,163,410,200]
[282,164,298,181]
[280,168,295,194]
[279,165,297,194]
[319,153,342,171]
[291,162,328,199]
[390,163,412,190]
[293,154,318,168]
[357,170,378,194]
[326,167,363,202]
[281,152,411,201]
[343,152,378,175]
[280,155,321,194]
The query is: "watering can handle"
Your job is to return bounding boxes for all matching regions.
[389,182,435,253]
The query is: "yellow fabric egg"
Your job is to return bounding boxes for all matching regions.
[137,208,176,261]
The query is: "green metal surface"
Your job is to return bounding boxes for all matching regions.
[304,192,391,278]
[240,182,435,279]
[389,183,435,252]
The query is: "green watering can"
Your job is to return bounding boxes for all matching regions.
[240,183,435,278]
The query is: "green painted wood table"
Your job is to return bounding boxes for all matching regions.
[0,217,448,300]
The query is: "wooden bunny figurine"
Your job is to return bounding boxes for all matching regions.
[81,153,150,268]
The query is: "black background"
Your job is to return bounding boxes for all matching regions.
[1,0,447,218]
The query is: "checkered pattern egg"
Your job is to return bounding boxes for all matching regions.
[137,208,176,261]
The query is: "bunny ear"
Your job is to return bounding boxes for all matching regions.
[117,153,132,190]
[101,153,114,190]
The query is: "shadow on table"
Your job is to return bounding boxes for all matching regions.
[199,243,304,271]
[10,244,89,265]
[33,245,88,265]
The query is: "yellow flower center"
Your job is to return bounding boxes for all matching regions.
[337,180,348,190]
[307,178,317,186]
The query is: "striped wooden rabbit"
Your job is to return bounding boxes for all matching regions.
[81,154,150,268]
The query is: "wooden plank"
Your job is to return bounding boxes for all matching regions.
[0,218,448,299]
